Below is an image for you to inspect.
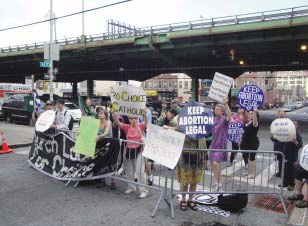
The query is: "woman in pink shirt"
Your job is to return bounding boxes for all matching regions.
[114,108,148,199]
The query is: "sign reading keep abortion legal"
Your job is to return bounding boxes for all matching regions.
[178,101,214,140]
[227,120,244,143]
[237,85,264,111]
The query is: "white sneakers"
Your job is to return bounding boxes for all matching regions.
[124,188,135,194]
[138,192,149,199]
[124,189,148,198]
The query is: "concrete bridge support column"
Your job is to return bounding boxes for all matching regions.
[191,78,199,102]
[72,82,78,102]
[87,80,94,97]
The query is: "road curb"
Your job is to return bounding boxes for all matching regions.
[0,142,32,150]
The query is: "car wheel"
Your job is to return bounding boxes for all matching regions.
[5,115,12,123]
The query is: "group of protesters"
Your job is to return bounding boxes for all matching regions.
[40,96,308,210]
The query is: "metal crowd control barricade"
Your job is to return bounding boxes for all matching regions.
[110,139,171,217]
[165,148,288,219]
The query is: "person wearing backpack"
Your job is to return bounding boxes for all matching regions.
[50,98,72,130]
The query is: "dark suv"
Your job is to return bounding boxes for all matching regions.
[2,96,34,125]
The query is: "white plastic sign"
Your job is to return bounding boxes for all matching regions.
[35,110,55,132]
[299,144,308,171]
[208,72,234,103]
[142,123,185,169]
[270,118,296,142]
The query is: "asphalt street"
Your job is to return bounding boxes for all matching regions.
[1,127,304,226]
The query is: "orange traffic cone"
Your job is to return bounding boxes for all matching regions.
[0,131,12,154]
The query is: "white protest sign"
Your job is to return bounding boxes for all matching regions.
[208,72,234,103]
[128,80,142,88]
[110,85,146,117]
[142,123,185,169]
[35,110,55,132]
[299,145,308,171]
[270,118,296,142]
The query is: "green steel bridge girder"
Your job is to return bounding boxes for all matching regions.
[1,15,308,58]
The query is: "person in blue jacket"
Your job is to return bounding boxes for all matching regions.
[282,121,302,191]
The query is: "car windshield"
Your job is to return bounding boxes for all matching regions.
[65,103,79,110]
[294,107,308,114]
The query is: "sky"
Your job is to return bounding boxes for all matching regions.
[1,0,308,47]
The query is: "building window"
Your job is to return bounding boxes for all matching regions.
[158,82,162,89]
[179,81,182,89]
[149,82,153,88]
[184,81,188,89]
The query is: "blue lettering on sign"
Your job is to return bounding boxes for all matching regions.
[237,85,264,111]
[178,101,214,140]
[227,121,244,143]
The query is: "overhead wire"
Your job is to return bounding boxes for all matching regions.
[0,0,133,32]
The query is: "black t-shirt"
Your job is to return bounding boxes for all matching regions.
[240,122,259,150]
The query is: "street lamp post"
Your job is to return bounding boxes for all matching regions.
[49,0,54,101]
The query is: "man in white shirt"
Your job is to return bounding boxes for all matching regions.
[50,98,71,130]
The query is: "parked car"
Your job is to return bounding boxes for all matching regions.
[0,105,4,119]
[281,104,296,112]
[2,96,33,125]
[64,102,82,122]
[293,101,303,109]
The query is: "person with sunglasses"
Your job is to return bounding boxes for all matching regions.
[45,100,54,111]
[113,108,148,199]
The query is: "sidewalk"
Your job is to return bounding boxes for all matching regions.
[0,121,34,148]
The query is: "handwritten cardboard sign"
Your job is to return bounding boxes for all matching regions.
[208,72,234,103]
[238,85,264,111]
[35,110,55,132]
[110,85,146,117]
[142,123,185,169]
[178,101,214,140]
[270,118,296,142]
[299,144,308,171]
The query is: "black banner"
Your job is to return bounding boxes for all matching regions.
[28,131,121,180]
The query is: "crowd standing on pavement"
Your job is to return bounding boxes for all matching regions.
[36,95,308,209]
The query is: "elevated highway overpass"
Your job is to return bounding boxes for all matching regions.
[1,5,308,84]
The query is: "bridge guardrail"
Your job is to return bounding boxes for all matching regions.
[1,5,308,53]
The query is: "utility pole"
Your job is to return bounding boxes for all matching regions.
[49,0,54,101]
[82,0,85,37]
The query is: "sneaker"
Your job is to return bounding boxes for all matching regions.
[147,179,153,186]
[139,191,149,199]
[295,200,308,208]
[124,188,135,194]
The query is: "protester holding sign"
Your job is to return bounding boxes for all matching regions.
[176,101,212,211]
[270,110,287,178]
[240,109,260,179]
[113,108,148,199]
[228,109,245,167]
[281,121,302,190]
[209,99,232,191]
[95,107,116,190]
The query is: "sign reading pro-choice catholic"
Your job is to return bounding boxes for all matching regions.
[178,101,214,140]
[110,85,146,117]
